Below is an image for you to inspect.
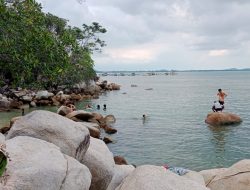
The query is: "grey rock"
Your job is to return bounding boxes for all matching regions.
[82,137,115,190]
[6,110,90,161]
[2,136,91,190]
[115,165,210,190]
[107,165,135,190]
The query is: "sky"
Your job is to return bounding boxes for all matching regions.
[37,0,250,71]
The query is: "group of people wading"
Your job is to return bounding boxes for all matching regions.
[212,88,227,112]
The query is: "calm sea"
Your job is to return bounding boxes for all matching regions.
[1,71,250,171]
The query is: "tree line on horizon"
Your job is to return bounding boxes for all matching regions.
[0,0,106,89]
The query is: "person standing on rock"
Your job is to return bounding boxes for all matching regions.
[217,89,227,105]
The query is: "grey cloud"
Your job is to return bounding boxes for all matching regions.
[37,0,250,70]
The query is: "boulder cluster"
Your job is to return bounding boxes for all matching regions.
[57,106,118,141]
[0,110,249,190]
[0,80,120,111]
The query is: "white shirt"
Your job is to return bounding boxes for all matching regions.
[213,101,223,109]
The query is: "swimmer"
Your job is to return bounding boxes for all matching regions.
[97,105,100,110]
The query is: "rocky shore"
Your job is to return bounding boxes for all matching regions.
[0,79,121,112]
[0,109,249,190]
[0,79,249,190]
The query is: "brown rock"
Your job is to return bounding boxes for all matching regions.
[0,123,10,134]
[103,136,113,144]
[57,106,72,116]
[205,112,242,126]
[51,96,60,106]
[36,99,51,106]
[110,83,121,90]
[104,126,117,134]
[114,156,128,165]
[10,100,23,109]
[70,93,82,101]
[66,110,94,122]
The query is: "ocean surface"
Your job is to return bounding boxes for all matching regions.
[1,71,250,171]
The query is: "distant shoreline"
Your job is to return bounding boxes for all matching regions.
[96,68,250,73]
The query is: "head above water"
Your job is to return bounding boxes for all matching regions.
[218,89,222,92]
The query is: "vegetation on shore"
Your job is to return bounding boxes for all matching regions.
[0,0,106,90]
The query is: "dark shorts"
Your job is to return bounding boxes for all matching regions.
[219,101,224,105]
[212,106,224,112]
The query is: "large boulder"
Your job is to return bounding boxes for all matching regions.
[35,90,54,100]
[183,170,205,186]
[82,137,115,190]
[75,81,101,95]
[107,165,135,190]
[66,110,94,122]
[205,112,242,126]
[0,133,5,144]
[115,165,210,190]
[6,110,90,161]
[199,168,227,186]
[57,105,73,116]
[206,159,250,190]
[0,98,10,110]
[79,122,101,138]
[61,155,92,190]
[1,136,91,190]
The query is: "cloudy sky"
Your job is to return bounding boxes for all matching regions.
[37,0,250,71]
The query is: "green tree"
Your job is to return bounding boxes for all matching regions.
[0,0,106,89]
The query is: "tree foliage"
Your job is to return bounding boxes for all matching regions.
[0,0,106,89]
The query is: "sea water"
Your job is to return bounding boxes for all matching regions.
[1,71,250,170]
[89,71,250,170]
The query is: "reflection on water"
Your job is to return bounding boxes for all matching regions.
[208,124,241,168]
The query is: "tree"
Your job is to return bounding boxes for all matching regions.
[0,0,106,89]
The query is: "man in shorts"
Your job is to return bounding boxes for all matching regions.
[217,89,227,105]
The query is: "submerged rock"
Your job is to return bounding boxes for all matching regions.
[205,112,242,126]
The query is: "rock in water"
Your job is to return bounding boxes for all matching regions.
[205,112,242,126]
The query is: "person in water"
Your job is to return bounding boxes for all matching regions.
[212,101,224,112]
[97,105,100,110]
[103,104,107,110]
[217,89,227,105]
